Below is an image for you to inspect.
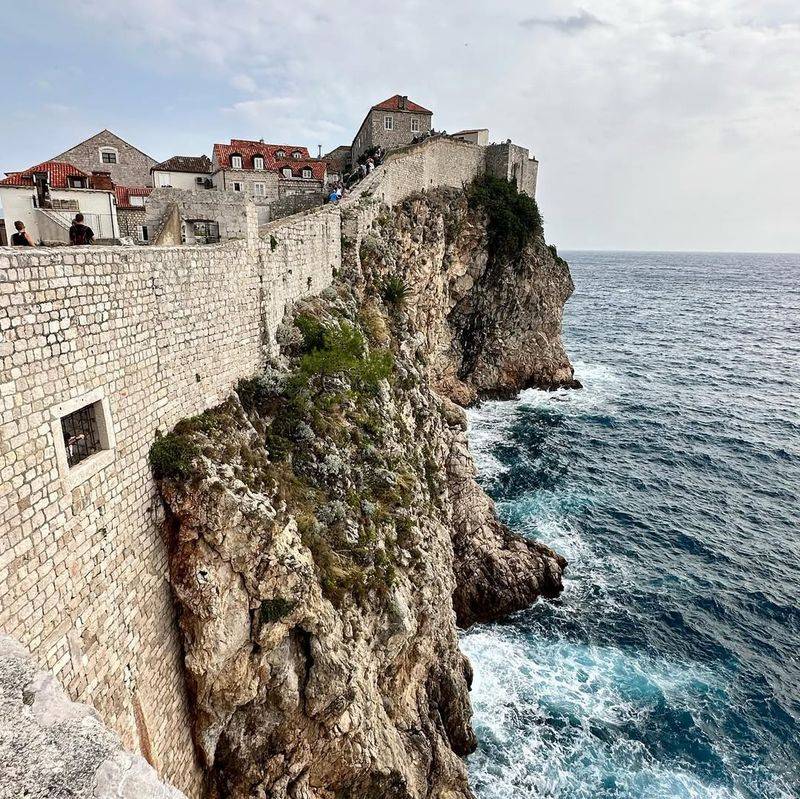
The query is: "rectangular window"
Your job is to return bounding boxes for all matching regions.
[253,156,264,170]
[101,151,117,164]
[137,225,149,241]
[253,182,266,197]
[232,181,242,192]
[157,172,171,187]
[282,168,292,178]
[129,195,145,207]
[62,404,102,467]
[51,389,116,489]
[384,116,393,131]
[231,155,242,169]
[411,118,420,133]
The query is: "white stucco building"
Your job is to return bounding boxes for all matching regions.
[0,160,119,244]
[151,155,213,190]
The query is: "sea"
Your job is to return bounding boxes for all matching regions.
[462,251,800,799]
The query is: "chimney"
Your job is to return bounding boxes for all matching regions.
[90,171,113,191]
[400,95,408,110]
[259,138,264,143]
[318,144,322,158]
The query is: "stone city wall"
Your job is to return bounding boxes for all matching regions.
[0,134,520,797]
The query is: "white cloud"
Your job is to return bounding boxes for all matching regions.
[44,1,800,250]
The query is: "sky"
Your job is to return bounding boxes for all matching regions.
[1,1,798,252]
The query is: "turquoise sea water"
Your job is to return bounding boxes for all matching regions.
[462,251,800,799]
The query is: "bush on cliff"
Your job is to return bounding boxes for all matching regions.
[294,315,394,396]
[467,173,543,261]
[149,431,198,480]
[380,275,408,306]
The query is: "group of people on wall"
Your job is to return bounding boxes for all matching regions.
[327,145,387,203]
[10,214,95,247]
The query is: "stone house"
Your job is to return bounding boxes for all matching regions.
[151,155,213,190]
[211,139,326,223]
[322,146,352,184]
[351,94,433,163]
[0,160,119,243]
[114,185,152,243]
[52,129,157,188]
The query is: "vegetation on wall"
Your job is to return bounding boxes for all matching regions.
[467,173,543,261]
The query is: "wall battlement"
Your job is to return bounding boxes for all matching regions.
[0,135,525,796]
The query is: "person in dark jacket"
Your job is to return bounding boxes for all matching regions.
[10,220,35,246]
[69,213,94,245]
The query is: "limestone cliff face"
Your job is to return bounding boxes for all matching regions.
[154,187,573,798]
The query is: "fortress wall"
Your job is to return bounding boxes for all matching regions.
[0,133,501,797]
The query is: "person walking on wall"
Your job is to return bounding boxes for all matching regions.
[69,213,94,246]
[10,221,34,246]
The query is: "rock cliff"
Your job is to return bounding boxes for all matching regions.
[153,183,574,798]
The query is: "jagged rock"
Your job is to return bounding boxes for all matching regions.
[0,635,186,799]
[155,186,574,798]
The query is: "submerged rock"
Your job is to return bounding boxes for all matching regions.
[154,185,575,798]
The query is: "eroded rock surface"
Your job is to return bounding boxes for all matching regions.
[0,635,186,799]
[155,186,574,798]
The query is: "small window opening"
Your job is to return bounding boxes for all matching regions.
[411,118,420,133]
[302,168,312,178]
[282,167,292,178]
[384,116,393,131]
[101,150,118,164]
[276,149,285,158]
[61,403,103,468]
[292,151,302,159]
[253,156,264,170]
[230,154,243,169]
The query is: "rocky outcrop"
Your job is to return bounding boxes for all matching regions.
[154,185,574,798]
[354,189,578,405]
[0,635,186,799]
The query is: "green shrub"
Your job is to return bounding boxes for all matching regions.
[149,431,198,480]
[467,173,543,261]
[259,597,294,623]
[295,314,327,351]
[380,274,407,306]
[237,375,275,413]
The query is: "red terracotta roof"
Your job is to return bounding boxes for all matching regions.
[272,159,327,181]
[213,139,313,170]
[371,95,432,114]
[115,185,152,209]
[0,160,91,188]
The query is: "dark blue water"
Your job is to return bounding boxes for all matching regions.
[462,251,800,799]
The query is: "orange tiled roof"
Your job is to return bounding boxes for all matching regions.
[371,95,432,114]
[0,160,90,188]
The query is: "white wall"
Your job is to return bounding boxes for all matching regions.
[0,187,36,239]
[152,170,210,190]
[0,186,118,243]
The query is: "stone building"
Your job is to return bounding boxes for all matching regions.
[211,139,326,223]
[485,140,539,198]
[115,185,152,243]
[52,129,157,188]
[152,155,213,190]
[452,128,489,146]
[322,145,352,184]
[351,94,433,163]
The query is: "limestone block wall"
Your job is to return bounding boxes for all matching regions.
[0,132,527,797]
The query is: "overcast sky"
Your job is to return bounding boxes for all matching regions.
[2,1,798,252]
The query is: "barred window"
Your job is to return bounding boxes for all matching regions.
[61,403,103,468]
